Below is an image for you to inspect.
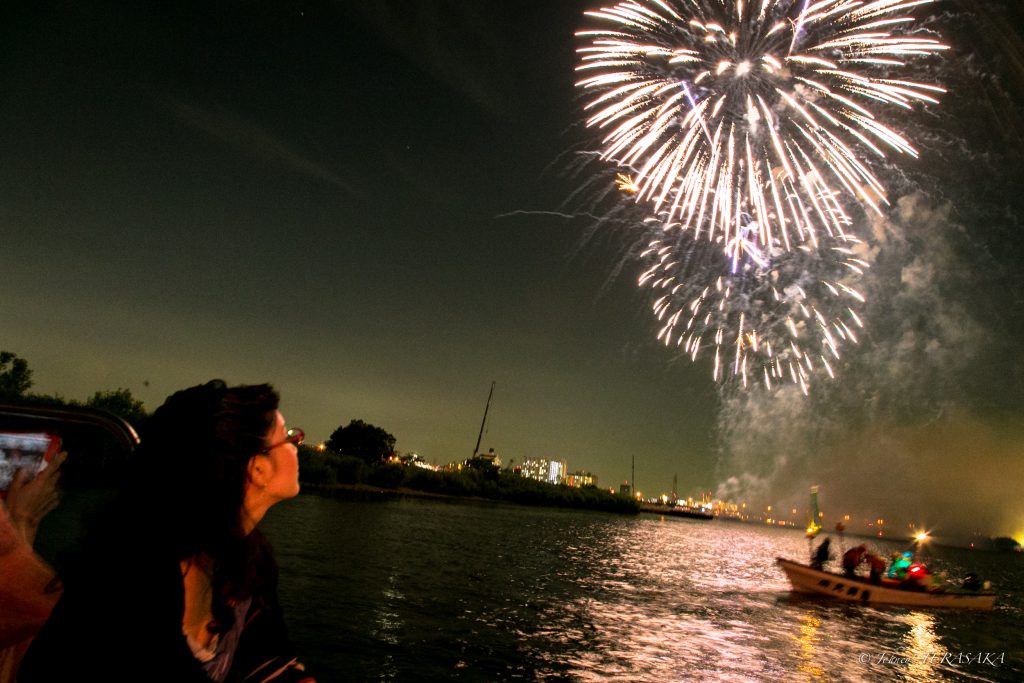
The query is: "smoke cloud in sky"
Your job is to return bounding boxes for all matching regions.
[716,400,1024,541]
[164,97,358,195]
[713,0,1024,542]
[562,4,1024,542]
[712,1,1024,544]
[715,158,1022,541]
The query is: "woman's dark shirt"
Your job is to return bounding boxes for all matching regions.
[18,537,306,682]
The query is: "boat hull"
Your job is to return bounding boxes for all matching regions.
[776,558,996,610]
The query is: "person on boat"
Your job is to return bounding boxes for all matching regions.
[887,551,913,580]
[962,573,983,591]
[841,544,868,578]
[811,537,831,570]
[20,380,315,682]
[865,552,888,585]
[900,563,933,591]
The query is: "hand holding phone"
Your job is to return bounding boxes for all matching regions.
[0,432,62,498]
[5,449,67,546]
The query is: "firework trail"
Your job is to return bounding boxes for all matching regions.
[575,0,946,392]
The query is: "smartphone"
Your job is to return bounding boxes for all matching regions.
[0,431,62,498]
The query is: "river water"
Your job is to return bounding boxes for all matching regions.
[258,494,1023,682]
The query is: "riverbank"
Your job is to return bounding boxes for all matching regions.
[299,474,639,514]
[638,502,714,520]
[302,481,497,504]
[297,447,639,513]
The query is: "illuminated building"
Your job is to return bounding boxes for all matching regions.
[548,460,565,484]
[519,458,567,485]
[564,471,597,488]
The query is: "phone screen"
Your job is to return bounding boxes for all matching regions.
[0,432,61,496]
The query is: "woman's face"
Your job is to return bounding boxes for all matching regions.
[258,410,301,503]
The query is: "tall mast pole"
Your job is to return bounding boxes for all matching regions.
[472,381,495,458]
[631,454,635,498]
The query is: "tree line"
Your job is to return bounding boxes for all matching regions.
[0,351,397,448]
[1,351,148,427]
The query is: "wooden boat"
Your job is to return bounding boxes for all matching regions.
[776,557,997,610]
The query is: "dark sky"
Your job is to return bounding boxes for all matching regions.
[0,0,719,495]
[2,1,1023,541]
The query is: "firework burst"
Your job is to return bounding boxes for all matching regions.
[575,0,946,391]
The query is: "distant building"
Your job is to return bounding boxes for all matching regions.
[519,458,567,485]
[519,458,546,482]
[564,471,597,488]
[547,460,565,484]
[619,482,632,497]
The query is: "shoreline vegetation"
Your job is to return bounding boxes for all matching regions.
[298,447,639,515]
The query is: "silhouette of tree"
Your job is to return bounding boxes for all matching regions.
[326,419,396,465]
[0,350,33,399]
[86,388,148,429]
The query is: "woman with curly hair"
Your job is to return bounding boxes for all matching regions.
[20,380,313,682]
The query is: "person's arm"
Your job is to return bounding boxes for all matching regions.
[230,555,315,683]
[6,451,66,546]
[0,501,61,649]
[231,594,315,682]
[0,453,66,651]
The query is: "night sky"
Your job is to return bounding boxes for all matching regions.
[2,1,1023,541]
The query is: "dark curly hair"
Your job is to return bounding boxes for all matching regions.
[93,380,282,632]
[133,380,278,554]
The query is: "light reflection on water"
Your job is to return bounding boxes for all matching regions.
[794,613,826,680]
[902,612,940,682]
[262,495,1023,682]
